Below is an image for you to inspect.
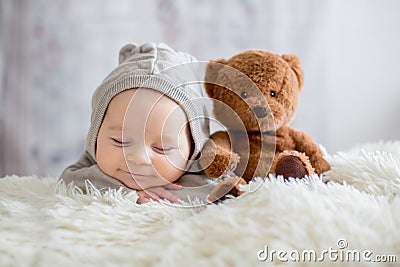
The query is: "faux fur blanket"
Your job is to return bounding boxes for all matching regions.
[1,141,399,267]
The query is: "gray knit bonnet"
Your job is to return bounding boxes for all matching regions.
[85,43,211,170]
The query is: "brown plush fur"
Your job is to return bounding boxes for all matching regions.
[201,50,330,196]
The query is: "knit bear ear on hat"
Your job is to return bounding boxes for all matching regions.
[118,43,139,64]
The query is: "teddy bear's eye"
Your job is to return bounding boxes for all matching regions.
[270,90,276,97]
[240,91,248,99]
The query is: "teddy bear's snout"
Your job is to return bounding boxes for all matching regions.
[252,106,268,118]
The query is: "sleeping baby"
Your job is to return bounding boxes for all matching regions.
[59,42,219,204]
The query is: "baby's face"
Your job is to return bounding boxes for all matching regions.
[96,88,192,190]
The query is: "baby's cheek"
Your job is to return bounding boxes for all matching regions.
[153,154,186,182]
[97,146,123,178]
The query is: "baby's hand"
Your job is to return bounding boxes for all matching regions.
[136,183,182,204]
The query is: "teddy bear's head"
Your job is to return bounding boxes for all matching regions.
[205,50,304,132]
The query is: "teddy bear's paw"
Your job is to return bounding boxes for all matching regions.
[223,151,240,174]
[313,157,331,175]
[201,149,240,178]
[207,176,247,203]
[270,150,314,179]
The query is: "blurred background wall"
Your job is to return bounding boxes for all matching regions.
[1,0,399,177]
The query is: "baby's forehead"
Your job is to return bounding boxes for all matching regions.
[107,88,189,128]
[109,88,183,112]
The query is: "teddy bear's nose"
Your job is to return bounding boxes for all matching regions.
[252,106,268,118]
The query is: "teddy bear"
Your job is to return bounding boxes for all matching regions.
[202,49,330,201]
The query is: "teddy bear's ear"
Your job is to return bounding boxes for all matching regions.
[204,58,228,98]
[282,54,304,90]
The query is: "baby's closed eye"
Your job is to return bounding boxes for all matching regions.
[153,145,174,154]
[111,137,131,147]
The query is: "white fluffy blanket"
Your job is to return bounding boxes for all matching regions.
[1,141,400,267]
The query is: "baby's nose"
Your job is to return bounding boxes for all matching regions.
[125,149,151,165]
